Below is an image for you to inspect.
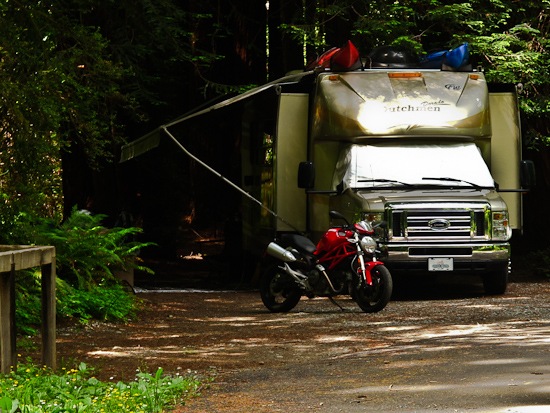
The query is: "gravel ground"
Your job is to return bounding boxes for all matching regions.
[51,274,550,412]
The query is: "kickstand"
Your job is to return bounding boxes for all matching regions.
[328,296,345,311]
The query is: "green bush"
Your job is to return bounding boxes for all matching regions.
[57,280,141,323]
[15,268,144,336]
[9,207,155,333]
[14,273,42,336]
[0,362,205,413]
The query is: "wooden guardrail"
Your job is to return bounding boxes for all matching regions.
[0,246,56,374]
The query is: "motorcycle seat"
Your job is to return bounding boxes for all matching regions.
[280,233,317,255]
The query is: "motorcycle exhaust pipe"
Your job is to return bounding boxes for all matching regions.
[266,242,297,262]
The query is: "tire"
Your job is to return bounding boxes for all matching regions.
[260,264,302,313]
[483,263,509,295]
[353,264,393,313]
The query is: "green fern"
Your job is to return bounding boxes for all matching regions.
[16,206,155,290]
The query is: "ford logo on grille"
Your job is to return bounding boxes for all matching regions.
[429,219,451,230]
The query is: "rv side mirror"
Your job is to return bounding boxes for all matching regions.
[298,161,315,189]
[520,160,536,189]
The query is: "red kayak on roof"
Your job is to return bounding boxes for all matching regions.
[305,40,362,71]
[305,47,340,70]
[330,40,362,71]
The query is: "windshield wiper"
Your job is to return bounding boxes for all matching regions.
[422,177,484,190]
[358,178,413,187]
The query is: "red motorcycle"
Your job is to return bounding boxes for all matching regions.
[260,211,393,313]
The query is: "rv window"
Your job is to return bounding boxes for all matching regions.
[339,142,495,190]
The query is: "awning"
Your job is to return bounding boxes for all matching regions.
[119,71,314,162]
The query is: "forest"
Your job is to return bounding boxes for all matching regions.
[2,0,550,277]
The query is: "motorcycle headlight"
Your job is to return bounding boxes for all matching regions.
[360,236,377,254]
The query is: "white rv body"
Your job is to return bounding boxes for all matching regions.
[245,68,529,293]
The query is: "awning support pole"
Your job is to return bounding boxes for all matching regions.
[161,126,302,234]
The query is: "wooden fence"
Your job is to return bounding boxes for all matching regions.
[0,246,56,374]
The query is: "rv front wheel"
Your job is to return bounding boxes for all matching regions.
[483,264,509,295]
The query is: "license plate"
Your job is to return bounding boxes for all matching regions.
[428,257,453,271]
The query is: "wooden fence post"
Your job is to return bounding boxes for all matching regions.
[0,264,17,374]
[41,256,56,370]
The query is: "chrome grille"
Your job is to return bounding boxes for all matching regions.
[390,206,487,240]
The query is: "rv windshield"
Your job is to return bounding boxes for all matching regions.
[336,142,495,190]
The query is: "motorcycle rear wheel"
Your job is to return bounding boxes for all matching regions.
[353,264,393,313]
[260,264,302,313]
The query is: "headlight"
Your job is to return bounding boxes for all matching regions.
[492,211,511,241]
[360,236,377,253]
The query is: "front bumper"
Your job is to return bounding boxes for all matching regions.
[381,242,510,274]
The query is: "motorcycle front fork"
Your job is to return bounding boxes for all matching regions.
[356,250,373,287]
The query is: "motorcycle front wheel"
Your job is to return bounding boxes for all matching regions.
[260,264,302,313]
[353,264,393,313]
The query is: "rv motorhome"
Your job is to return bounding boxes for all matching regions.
[121,42,535,293]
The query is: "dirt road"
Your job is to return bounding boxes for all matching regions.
[56,276,550,412]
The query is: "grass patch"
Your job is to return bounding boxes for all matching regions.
[0,362,207,412]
